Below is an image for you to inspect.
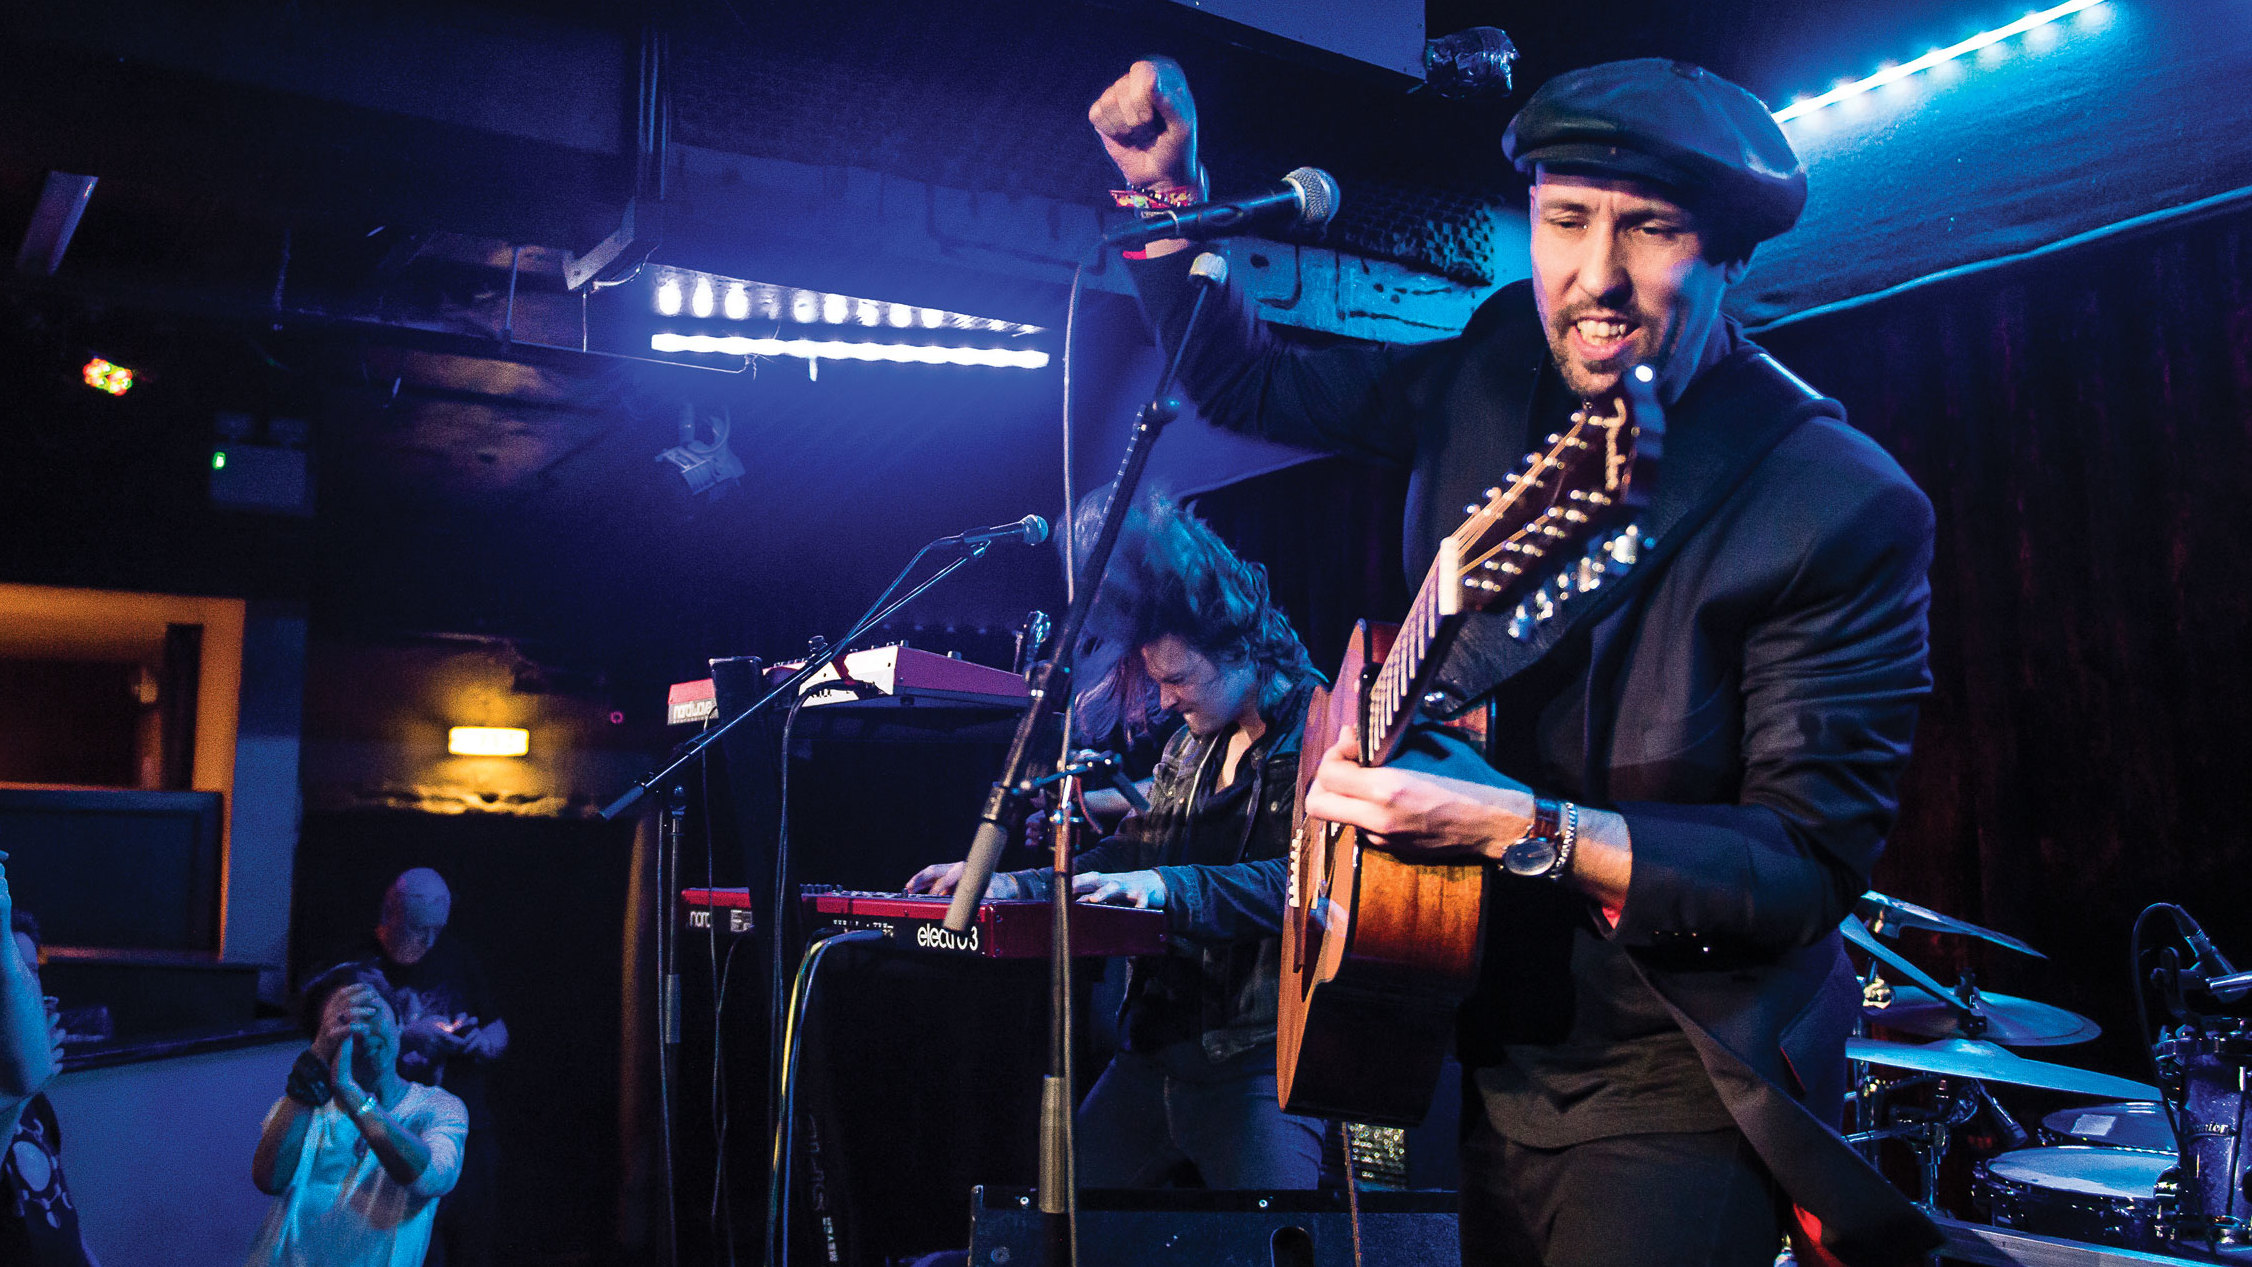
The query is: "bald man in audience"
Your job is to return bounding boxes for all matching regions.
[330,869,507,1267]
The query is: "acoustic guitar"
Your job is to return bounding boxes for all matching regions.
[1277,367,1664,1126]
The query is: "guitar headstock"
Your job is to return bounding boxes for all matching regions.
[1440,364,1664,635]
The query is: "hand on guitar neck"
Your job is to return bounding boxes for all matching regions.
[1303,726,1634,912]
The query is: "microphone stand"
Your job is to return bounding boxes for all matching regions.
[943,251,1229,1267]
[598,532,1004,1267]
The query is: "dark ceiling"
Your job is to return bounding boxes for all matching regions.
[0,0,2072,697]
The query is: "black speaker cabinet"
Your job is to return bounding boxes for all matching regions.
[968,1187,1458,1267]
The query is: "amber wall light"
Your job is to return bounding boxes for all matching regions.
[448,726,530,757]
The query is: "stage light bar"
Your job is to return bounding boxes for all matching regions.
[651,332,1051,369]
[82,357,134,395]
[449,726,530,757]
[647,269,1041,335]
[1774,0,2107,123]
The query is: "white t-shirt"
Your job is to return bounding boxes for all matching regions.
[245,1082,468,1267]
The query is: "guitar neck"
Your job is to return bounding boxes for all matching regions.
[1359,564,1463,768]
[1354,383,1660,769]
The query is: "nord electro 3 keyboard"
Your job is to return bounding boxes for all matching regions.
[799,887,1166,959]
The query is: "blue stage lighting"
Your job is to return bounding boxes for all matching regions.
[1774,0,2108,123]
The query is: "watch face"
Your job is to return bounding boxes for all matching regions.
[1503,838,1558,877]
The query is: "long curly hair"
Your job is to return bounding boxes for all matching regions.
[1070,489,1320,739]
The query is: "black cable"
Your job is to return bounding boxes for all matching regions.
[764,688,819,1267]
[766,929,885,1267]
[656,792,684,1267]
[2129,903,2192,1160]
[702,726,735,1266]
[711,935,744,1260]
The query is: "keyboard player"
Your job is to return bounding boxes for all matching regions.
[905,492,1326,1190]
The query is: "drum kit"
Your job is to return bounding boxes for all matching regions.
[1845,893,2252,1261]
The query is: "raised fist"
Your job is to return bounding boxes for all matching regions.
[1089,58,1201,193]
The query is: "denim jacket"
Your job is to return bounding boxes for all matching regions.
[1012,680,1311,1062]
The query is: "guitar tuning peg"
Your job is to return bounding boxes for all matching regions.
[1484,486,1503,499]
[1463,503,1482,517]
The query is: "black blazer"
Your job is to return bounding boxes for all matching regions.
[1133,258,1940,1264]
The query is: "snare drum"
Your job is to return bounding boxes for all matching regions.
[1973,1145,2175,1252]
[2041,1102,2178,1153]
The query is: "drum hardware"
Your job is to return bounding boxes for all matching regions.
[1858,890,2046,959]
[1846,1073,1983,1211]
[1846,916,2101,1047]
[1871,981,2103,1047]
[2153,1022,2252,1249]
[1973,1145,2181,1254]
[2042,1102,2179,1153]
[2132,904,2252,1255]
[1846,1038,2162,1102]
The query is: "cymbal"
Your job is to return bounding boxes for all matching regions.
[1865,985,2101,1047]
[1847,1037,2160,1101]
[1857,891,2044,958]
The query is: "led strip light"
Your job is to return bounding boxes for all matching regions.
[651,332,1050,369]
[1774,0,2108,123]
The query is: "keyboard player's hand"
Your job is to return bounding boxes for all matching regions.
[903,861,1023,900]
[1073,870,1167,910]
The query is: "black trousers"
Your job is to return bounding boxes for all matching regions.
[1459,1117,1783,1267]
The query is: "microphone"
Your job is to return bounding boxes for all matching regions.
[2177,907,2238,978]
[1103,167,1340,247]
[942,514,1050,548]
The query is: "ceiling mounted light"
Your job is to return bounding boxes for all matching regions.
[1774,0,2109,123]
[651,333,1050,369]
[654,401,746,496]
[645,267,1041,336]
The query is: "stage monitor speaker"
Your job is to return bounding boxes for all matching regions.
[968,1186,1456,1267]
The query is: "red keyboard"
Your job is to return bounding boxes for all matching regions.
[680,887,755,935]
[798,887,1167,959]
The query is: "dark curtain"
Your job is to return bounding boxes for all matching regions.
[1192,204,2252,1084]
[1763,205,2252,1079]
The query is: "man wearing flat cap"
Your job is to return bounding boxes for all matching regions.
[1091,56,1938,1267]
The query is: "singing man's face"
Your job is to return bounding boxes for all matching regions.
[1529,170,1745,402]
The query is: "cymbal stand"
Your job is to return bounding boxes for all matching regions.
[1845,1072,1979,1214]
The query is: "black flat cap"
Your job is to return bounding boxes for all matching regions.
[1503,59,1807,247]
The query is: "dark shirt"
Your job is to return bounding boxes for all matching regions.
[1123,731,1262,1057]
[1451,391,1732,1146]
[0,1095,92,1267]
[357,936,499,1131]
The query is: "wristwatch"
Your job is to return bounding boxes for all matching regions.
[1500,796,1579,880]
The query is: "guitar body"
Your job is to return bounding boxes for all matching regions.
[1275,370,1665,1126]
[1278,621,1488,1126]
